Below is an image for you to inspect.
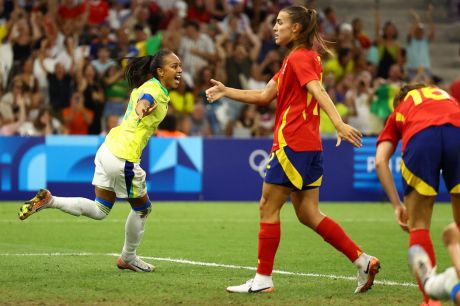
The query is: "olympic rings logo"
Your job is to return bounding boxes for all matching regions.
[249,149,269,178]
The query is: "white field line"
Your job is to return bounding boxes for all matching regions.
[0,252,416,288]
[2,218,452,223]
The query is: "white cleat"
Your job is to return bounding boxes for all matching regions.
[355,256,381,293]
[408,245,434,286]
[226,278,274,293]
[117,256,155,272]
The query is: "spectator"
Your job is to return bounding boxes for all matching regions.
[62,91,94,135]
[369,64,404,134]
[189,102,211,136]
[187,0,211,23]
[219,1,250,34]
[16,57,43,112]
[100,114,120,136]
[178,20,216,79]
[46,61,74,113]
[352,17,371,50]
[194,66,221,135]
[91,44,116,77]
[207,0,230,21]
[87,0,109,26]
[78,62,104,134]
[156,114,186,137]
[324,47,354,83]
[374,7,401,79]
[102,64,127,119]
[170,76,195,115]
[0,90,26,135]
[322,6,337,41]
[406,5,435,81]
[0,77,31,122]
[232,104,259,138]
[19,106,62,136]
[337,22,354,51]
[345,71,373,135]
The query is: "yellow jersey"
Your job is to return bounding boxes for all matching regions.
[105,77,170,162]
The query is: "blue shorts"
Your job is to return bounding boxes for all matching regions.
[264,146,323,191]
[402,125,460,196]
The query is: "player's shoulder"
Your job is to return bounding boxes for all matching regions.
[138,79,166,97]
[291,48,318,59]
[289,48,321,67]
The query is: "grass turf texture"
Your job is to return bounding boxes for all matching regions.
[0,202,454,305]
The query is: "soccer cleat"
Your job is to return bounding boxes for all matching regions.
[226,278,274,293]
[18,189,53,220]
[117,257,155,272]
[419,299,442,306]
[355,256,381,293]
[408,245,434,287]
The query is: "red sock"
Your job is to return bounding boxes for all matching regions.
[409,229,436,303]
[457,223,460,231]
[315,217,362,262]
[256,222,280,275]
[409,229,436,266]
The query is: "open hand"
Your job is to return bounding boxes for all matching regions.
[137,102,158,119]
[395,203,409,232]
[205,79,226,103]
[336,122,363,147]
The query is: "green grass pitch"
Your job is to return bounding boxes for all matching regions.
[0,201,454,305]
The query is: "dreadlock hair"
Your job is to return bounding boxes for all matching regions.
[281,6,333,56]
[393,83,427,109]
[124,49,174,90]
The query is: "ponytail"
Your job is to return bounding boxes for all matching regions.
[282,6,333,56]
[124,55,154,90]
[124,49,174,90]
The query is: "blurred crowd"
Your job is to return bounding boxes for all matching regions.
[0,0,459,138]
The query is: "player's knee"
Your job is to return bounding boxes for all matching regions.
[133,201,152,218]
[94,210,109,220]
[94,197,113,220]
[442,223,460,246]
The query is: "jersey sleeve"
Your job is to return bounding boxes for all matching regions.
[138,84,162,106]
[376,112,400,148]
[271,71,280,83]
[291,52,320,87]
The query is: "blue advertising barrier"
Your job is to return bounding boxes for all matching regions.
[0,136,450,202]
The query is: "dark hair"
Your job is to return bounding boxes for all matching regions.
[393,83,426,109]
[124,49,174,89]
[34,106,51,131]
[184,20,200,31]
[281,6,332,55]
[382,21,398,40]
[158,114,177,131]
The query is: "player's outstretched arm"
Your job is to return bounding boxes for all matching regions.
[136,99,158,119]
[206,79,277,106]
[306,80,362,148]
[376,141,409,232]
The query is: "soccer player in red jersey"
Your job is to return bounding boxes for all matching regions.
[376,83,460,306]
[206,6,380,294]
[409,223,460,305]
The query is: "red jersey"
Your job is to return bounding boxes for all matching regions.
[272,48,322,152]
[377,86,460,152]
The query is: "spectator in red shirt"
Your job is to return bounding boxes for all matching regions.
[87,0,109,26]
[62,92,94,134]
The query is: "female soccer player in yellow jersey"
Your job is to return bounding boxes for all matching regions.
[19,49,183,272]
